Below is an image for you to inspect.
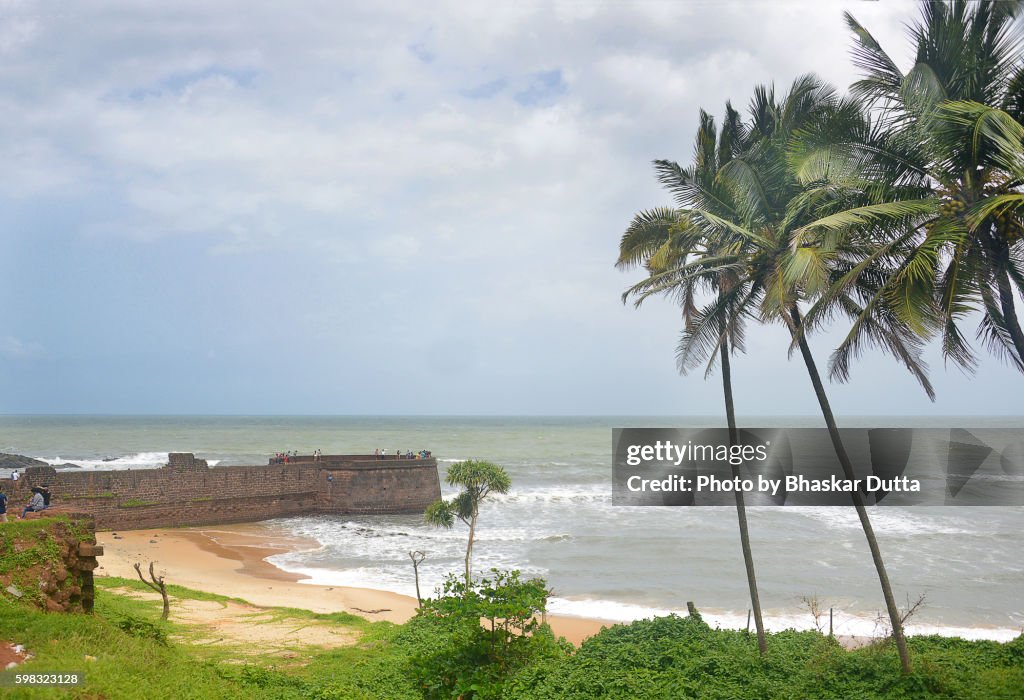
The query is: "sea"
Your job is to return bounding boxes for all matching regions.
[2,414,1021,641]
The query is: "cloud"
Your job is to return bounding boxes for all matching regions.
[2,0,1001,414]
[0,335,44,360]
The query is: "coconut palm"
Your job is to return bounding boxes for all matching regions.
[618,104,769,656]
[797,1,1024,374]
[624,75,932,673]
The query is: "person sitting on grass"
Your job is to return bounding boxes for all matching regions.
[20,488,45,519]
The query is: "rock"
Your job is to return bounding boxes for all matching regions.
[0,453,48,470]
[6,584,23,598]
[44,599,63,612]
[5,662,16,670]
[149,539,158,544]
[53,462,83,470]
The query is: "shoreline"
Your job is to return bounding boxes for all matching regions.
[95,525,618,645]
[95,525,1020,648]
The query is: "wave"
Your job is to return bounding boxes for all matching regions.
[789,507,979,536]
[260,551,1022,644]
[34,452,221,470]
[546,598,1021,642]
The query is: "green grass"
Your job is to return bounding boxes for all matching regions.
[118,499,158,508]
[1,579,1021,699]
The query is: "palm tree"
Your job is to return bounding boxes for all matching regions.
[624,75,932,673]
[800,1,1024,373]
[618,104,768,656]
[425,460,511,586]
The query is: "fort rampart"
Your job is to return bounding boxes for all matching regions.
[5,453,441,531]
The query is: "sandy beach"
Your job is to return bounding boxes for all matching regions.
[95,524,617,646]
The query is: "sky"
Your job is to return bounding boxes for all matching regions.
[0,0,1020,416]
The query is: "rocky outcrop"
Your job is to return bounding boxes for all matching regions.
[0,453,48,471]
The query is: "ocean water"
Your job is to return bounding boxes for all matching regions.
[2,415,1021,640]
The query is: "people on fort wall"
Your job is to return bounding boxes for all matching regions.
[270,449,433,464]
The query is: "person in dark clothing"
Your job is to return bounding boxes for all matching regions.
[0,489,8,523]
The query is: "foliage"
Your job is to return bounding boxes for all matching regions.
[410,570,570,699]
[1,578,1021,699]
[115,613,169,645]
[425,459,511,584]
[119,498,159,508]
[500,616,1024,700]
[796,0,1024,373]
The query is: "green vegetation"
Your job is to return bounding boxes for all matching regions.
[424,460,511,585]
[615,0,1024,676]
[118,498,158,508]
[1,580,1021,699]
[0,516,88,607]
[411,569,569,699]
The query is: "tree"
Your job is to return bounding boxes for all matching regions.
[134,561,170,621]
[618,104,769,656]
[799,1,1024,373]
[425,459,511,586]
[624,74,930,673]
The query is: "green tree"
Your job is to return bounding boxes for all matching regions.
[412,569,567,700]
[797,1,1024,373]
[623,75,931,673]
[425,459,511,586]
[618,104,769,656]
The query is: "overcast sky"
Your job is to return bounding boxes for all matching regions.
[0,0,1020,415]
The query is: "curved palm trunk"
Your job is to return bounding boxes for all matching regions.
[720,336,768,656]
[789,308,911,674]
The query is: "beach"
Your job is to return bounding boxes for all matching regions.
[94,524,617,646]
[14,415,1022,645]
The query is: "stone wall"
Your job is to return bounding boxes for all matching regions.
[4,454,440,531]
[0,514,100,613]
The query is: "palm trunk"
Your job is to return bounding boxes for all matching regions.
[721,336,767,656]
[789,307,911,674]
[996,266,1024,369]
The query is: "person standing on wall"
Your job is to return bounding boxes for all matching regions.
[10,470,18,482]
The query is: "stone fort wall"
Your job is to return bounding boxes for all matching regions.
[5,453,441,531]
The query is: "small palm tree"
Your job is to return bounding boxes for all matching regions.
[425,460,511,586]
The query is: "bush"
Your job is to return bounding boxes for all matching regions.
[410,570,570,699]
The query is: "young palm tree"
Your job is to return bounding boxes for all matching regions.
[799,1,1024,373]
[626,75,932,673]
[618,105,769,656]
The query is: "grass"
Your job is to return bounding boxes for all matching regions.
[0,578,1021,699]
[118,499,158,508]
